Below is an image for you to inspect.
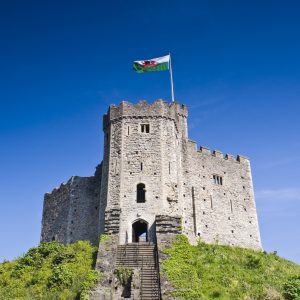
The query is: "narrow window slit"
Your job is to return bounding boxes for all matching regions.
[213,174,223,185]
[141,124,150,133]
[192,187,197,236]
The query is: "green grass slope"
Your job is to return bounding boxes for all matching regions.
[0,241,99,300]
[161,235,300,300]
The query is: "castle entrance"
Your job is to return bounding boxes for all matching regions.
[132,219,148,242]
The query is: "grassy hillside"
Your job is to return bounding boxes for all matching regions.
[1,236,299,300]
[0,241,99,300]
[161,235,300,300]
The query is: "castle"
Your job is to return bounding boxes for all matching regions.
[41,99,261,251]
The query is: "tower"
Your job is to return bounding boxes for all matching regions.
[99,100,188,245]
[41,99,261,251]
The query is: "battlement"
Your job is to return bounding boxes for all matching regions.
[103,99,188,128]
[41,98,261,254]
[187,140,250,164]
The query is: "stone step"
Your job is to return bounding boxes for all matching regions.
[115,260,155,264]
[140,293,160,298]
[117,250,154,253]
[141,270,158,274]
[141,290,160,294]
[120,250,154,252]
[117,252,154,255]
[118,244,155,247]
[116,244,160,299]
[116,259,154,262]
[141,274,159,278]
[116,260,155,264]
[115,263,155,266]
[141,280,159,284]
[117,256,154,258]
[116,254,155,258]
[117,248,155,251]
[141,291,160,295]
[141,291,160,294]
[116,259,155,263]
[115,262,156,266]
[117,248,154,250]
[117,248,155,250]
[116,253,155,256]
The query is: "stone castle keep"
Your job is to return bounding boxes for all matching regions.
[41,99,261,251]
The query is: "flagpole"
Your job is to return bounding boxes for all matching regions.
[169,53,175,102]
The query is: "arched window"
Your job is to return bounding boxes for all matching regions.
[137,183,146,203]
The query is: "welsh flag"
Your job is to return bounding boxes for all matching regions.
[133,54,170,73]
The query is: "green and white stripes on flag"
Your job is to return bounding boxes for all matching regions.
[133,54,170,73]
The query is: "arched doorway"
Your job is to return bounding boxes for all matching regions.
[132,219,148,242]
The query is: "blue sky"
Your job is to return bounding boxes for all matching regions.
[0,0,299,264]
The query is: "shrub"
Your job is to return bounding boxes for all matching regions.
[245,254,262,269]
[0,241,98,299]
[283,276,300,300]
[99,234,111,243]
[114,267,133,286]
[48,264,73,289]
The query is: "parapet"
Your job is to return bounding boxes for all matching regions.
[236,155,250,164]
[103,99,188,129]
[186,143,250,163]
[213,150,223,159]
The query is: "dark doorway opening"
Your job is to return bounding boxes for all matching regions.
[132,220,148,242]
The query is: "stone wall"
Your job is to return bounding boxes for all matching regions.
[101,99,261,250]
[181,141,262,250]
[89,235,119,299]
[41,165,102,245]
[41,181,71,243]
[102,100,188,245]
[156,215,182,249]
[41,99,262,252]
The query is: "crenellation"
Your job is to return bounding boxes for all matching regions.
[199,146,211,155]
[187,140,197,151]
[103,99,187,129]
[225,153,235,161]
[213,150,223,158]
[41,99,262,254]
[237,154,250,164]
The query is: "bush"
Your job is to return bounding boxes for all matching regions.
[0,241,99,299]
[114,267,133,286]
[283,276,300,300]
[245,254,262,269]
[48,265,73,289]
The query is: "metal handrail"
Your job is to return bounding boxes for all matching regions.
[154,244,162,300]
[141,255,144,300]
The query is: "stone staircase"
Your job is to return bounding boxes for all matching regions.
[116,243,161,300]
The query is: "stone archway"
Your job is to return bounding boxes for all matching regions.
[132,219,148,242]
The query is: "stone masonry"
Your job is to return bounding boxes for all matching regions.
[41,99,261,250]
